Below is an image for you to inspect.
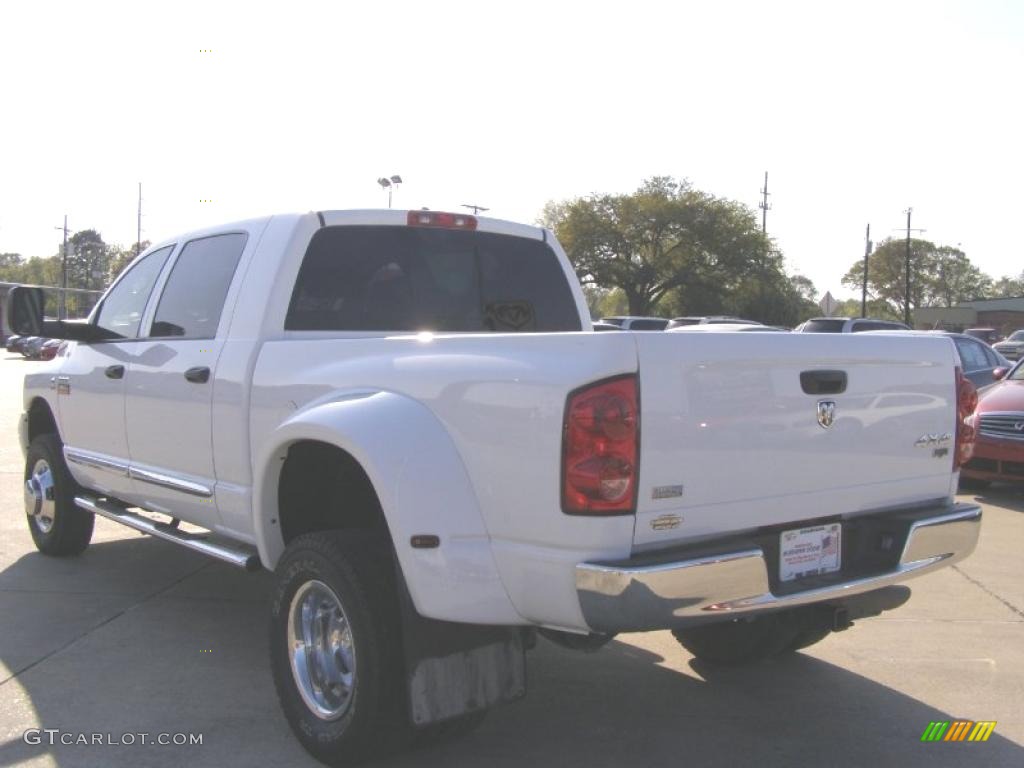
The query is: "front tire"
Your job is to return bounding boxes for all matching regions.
[24,433,93,556]
[269,531,407,766]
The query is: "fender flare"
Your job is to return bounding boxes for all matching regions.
[253,390,523,625]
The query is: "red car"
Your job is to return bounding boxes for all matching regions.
[961,361,1024,487]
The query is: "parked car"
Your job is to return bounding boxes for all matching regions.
[21,336,46,359]
[12,209,981,765]
[961,360,1024,488]
[862,330,1011,391]
[667,315,761,328]
[5,334,23,353]
[38,338,63,361]
[591,321,622,331]
[964,327,1000,345]
[794,317,909,333]
[599,315,670,330]
[667,323,786,333]
[993,330,1024,361]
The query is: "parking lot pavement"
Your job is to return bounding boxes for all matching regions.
[0,355,1021,768]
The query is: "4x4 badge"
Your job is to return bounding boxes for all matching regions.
[817,400,836,429]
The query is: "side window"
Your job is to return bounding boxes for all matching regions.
[955,338,988,371]
[94,246,175,339]
[149,233,247,339]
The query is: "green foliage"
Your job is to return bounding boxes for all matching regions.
[991,273,1024,298]
[830,297,903,322]
[107,240,150,282]
[542,176,810,325]
[841,238,991,315]
[67,229,110,291]
[581,285,628,319]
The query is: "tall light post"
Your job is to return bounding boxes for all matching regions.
[376,174,403,208]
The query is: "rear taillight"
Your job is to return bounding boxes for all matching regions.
[562,375,639,515]
[407,210,477,230]
[954,366,978,470]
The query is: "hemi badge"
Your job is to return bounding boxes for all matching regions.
[651,513,682,531]
[652,484,683,500]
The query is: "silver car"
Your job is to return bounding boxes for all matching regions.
[993,329,1024,361]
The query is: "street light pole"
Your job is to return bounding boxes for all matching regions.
[904,208,912,326]
[377,175,403,208]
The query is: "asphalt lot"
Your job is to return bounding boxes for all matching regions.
[0,354,1021,768]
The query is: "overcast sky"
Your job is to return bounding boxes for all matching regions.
[2,0,1021,301]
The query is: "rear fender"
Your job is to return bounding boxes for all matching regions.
[254,390,522,625]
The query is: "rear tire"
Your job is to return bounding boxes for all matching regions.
[672,613,800,665]
[24,433,93,556]
[269,530,408,766]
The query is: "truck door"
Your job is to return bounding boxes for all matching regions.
[58,245,175,499]
[123,232,248,529]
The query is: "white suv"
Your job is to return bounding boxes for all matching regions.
[795,317,909,333]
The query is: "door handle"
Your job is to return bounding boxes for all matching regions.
[800,370,847,395]
[184,366,211,384]
[105,365,125,379]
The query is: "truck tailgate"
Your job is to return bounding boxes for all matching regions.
[633,332,958,549]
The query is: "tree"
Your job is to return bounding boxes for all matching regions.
[992,273,1024,298]
[67,229,110,291]
[930,246,990,307]
[107,240,150,281]
[542,177,769,317]
[831,296,902,321]
[841,237,991,316]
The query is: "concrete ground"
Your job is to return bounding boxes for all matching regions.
[0,355,1021,768]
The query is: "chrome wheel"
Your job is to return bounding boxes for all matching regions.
[288,579,357,721]
[25,458,56,534]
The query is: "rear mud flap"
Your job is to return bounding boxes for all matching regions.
[396,575,526,726]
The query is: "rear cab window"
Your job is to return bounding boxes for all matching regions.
[800,319,846,333]
[286,226,582,332]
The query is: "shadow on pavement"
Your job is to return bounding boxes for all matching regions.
[971,484,1024,513]
[0,535,1019,768]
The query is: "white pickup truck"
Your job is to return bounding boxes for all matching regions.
[13,209,982,765]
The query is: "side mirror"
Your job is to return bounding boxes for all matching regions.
[6,285,112,343]
[992,367,1008,381]
[8,286,46,336]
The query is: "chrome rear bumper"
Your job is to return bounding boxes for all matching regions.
[576,502,981,633]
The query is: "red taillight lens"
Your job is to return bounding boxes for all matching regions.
[406,210,478,230]
[954,366,978,470]
[562,375,639,515]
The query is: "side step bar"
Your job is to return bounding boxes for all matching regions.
[75,495,261,571]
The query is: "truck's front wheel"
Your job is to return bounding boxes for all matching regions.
[269,531,406,766]
[24,434,93,556]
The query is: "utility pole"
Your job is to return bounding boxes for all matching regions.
[136,182,142,257]
[461,204,489,215]
[861,223,872,318]
[55,215,69,319]
[757,172,771,318]
[897,208,926,327]
[758,171,770,233]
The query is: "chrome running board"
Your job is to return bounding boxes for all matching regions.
[75,495,260,571]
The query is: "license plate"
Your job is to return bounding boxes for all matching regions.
[779,523,841,582]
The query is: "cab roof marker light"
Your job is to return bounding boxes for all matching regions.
[406,211,478,230]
